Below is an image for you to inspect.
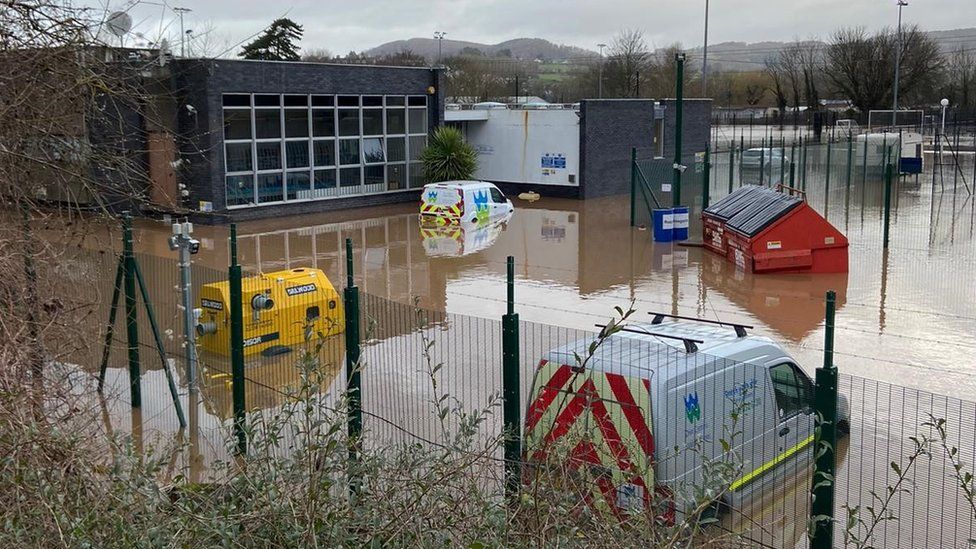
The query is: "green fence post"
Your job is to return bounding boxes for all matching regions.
[122,213,141,408]
[228,224,246,454]
[344,238,363,475]
[810,290,839,549]
[789,160,796,189]
[672,53,685,208]
[97,258,124,392]
[780,136,786,185]
[825,138,833,210]
[800,136,807,191]
[759,138,765,186]
[630,147,637,227]
[846,135,853,192]
[502,256,521,501]
[883,163,893,249]
[861,135,868,187]
[702,144,711,209]
[728,139,735,194]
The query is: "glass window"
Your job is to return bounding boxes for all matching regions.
[490,187,506,204]
[313,140,335,167]
[255,109,281,139]
[339,139,360,165]
[340,167,361,188]
[408,109,427,134]
[362,108,383,135]
[362,96,383,107]
[225,143,253,172]
[284,94,307,107]
[364,165,384,188]
[226,174,253,206]
[312,95,334,107]
[337,96,359,107]
[314,168,336,190]
[338,110,360,136]
[409,136,426,161]
[386,96,405,106]
[256,142,281,170]
[409,163,424,188]
[386,108,406,134]
[286,171,311,200]
[387,163,406,190]
[312,109,335,137]
[285,109,309,138]
[387,137,405,162]
[223,94,250,107]
[223,110,251,140]
[408,96,427,107]
[363,138,384,164]
[286,141,309,168]
[769,363,813,419]
[254,94,281,107]
[257,173,283,203]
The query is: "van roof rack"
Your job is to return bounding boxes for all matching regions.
[647,312,754,338]
[595,323,703,353]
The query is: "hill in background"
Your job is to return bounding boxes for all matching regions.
[366,37,597,61]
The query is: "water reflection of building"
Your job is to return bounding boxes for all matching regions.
[699,253,848,342]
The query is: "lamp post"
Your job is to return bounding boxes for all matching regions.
[891,0,908,128]
[597,43,607,98]
[173,6,191,57]
[940,97,949,160]
[433,31,447,66]
[702,0,710,96]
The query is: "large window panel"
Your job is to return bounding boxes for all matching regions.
[286,171,311,200]
[386,108,405,134]
[312,109,335,137]
[256,142,281,170]
[408,163,424,188]
[226,174,254,206]
[363,137,385,164]
[257,173,283,203]
[223,110,252,140]
[339,167,361,188]
[338,109,360,136]
[408,108,427,134]
[409,136,426,161]
[387,137,405,162]
[364,165,384,188]
[225,142,253,172]
[314,168,336,190]
[313,140,335,167]
[362,108,383,135]
[286,140,309,168]
[387,163,405,190]
[255,109,281,139]
[284,109,309,138]
[254,94,281,107]
[223,94,250,107]
[339,139,360,165]
[407,96,427,107]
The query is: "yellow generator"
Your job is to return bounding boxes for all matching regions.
[196,268,344,356]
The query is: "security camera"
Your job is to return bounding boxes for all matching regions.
[188,238,200,255]
[167,235,179,251]
[673,163,688,173]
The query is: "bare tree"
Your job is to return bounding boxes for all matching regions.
[825,25,944,113]
[302,48,334,62]
[941,46,975,109]
[603,29,652,98]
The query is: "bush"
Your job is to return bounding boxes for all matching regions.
[420,126,478,183]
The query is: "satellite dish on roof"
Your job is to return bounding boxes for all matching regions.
[106,11,132,37]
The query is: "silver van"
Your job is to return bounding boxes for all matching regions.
[523,313,849,520]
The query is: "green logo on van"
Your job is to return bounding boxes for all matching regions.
[684,392,701,423]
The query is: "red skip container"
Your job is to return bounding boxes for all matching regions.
[702,185,848,274]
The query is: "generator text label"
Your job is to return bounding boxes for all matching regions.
[243,332,280,347]
[201,299,224,310]
[285,283,317,296]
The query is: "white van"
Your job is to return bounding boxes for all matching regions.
[523,314,850,521]
[420,181,514,225]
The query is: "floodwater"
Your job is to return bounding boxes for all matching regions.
[53,155,976,548]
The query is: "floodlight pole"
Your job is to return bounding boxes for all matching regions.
[434,31,446,66]
[702,0,710,96]
[173,7,191,57]
[891,0,907,128]
[597,43,607,99]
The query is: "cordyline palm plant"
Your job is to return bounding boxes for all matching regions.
[420,126,478,183]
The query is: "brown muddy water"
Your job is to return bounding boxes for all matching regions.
[53,164,976,548]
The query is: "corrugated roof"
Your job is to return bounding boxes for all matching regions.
[705,185,801,237]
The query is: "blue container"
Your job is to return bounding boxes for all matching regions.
[672,206,690,241]
[652,208,674,242]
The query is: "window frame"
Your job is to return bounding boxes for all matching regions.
[768,362,814,421]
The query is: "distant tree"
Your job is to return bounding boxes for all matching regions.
[495,48,512,58]
[461,47,484,57]
[239,18,304,61]
[942,46,976,108]
[764,56,790,124]
[651,44,696,98]
[824,25,944,112]
[376,49,428,67]
[302,48,333,62]
[603,29,651,98]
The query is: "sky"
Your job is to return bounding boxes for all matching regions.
[91,0,976,56]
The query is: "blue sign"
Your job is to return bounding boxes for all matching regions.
[541,153,567,169]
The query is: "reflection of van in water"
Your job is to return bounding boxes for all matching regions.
[421,211,512,257]
[420,181,514,225]
[523,314,850,520]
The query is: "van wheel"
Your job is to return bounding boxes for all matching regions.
[700,497,729,524]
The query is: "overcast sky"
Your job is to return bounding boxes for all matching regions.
[97,0,976,56]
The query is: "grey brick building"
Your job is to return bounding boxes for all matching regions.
[171,59,445,222]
